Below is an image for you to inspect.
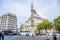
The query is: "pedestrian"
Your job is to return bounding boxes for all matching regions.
[1,32,4,40]
[0,32,2,40]
[46,36,50,40]
[53,32,57,40]
[53,35,57,40]
[46,33,50,40]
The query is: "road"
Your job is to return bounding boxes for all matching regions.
[4,35,60,40]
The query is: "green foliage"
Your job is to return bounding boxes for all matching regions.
[37,20,53,31]
[37,23,44,30]
[54,16,60,32]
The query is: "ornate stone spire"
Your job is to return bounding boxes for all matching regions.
[31,1,40,18]
[31,1,33,9]
[31,1,34,27]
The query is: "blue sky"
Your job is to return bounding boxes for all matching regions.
[0,0,60,25]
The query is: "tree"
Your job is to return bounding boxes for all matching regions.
[37,22,44,34]
[54,16,60,33]
[37,23,44,31]
[37,20,53,32]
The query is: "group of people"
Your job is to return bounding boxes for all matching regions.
[0,32,4,40]
[46,30,57,40]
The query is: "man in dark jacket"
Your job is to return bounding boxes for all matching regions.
[53,32,57,40]
[0,32,2,40]
[53,35,57,40]
[1,32,4,40]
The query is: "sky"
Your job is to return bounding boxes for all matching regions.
[0,0,60,25]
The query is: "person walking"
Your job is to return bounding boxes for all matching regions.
[53,35,57,40]
[53,32,57,40]
[0,32,2,40]
[1,32,4,40]
[52,27,57,40]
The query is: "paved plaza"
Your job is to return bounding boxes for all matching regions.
[4,35,60,40]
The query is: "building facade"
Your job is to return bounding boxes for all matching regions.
[20,16,46,32]
[0,17,2,32]
[0,13,17,32]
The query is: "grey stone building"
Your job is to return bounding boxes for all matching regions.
[0,13,17,32]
